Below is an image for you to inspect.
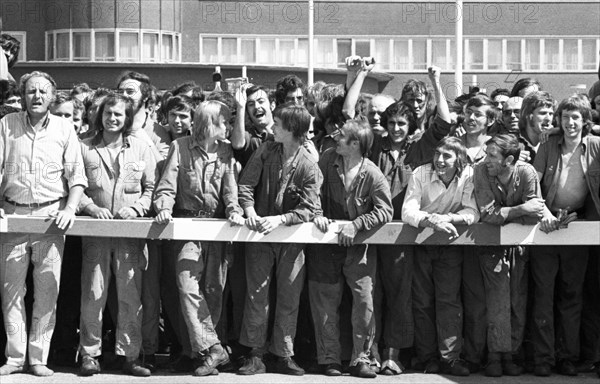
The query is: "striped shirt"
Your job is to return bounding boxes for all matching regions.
[0,111,87,205]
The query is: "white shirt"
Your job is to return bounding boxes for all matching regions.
[402,163,480,228]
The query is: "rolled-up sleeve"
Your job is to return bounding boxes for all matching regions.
[222,157,244,218]
[153,141,180,213]
[63,127,88,190]
[474,163,508,225]
[402,168,428,228]
[456,167,480,224]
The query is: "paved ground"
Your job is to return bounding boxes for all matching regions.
[1,368,598,384]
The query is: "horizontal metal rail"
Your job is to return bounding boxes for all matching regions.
[1,216,599,245]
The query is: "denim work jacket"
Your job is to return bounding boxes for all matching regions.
[370,115,452,219]
[534,134,600,220]
[238,141,323,224]
[79,134,157,217]
[319,149,393,231]
[153,137,243,219]
[474,161,542,225]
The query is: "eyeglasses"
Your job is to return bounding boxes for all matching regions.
[502,109,521,117]
[328,127,343,139]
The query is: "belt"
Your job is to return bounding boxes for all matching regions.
[4,197,62,208]
[173,209,213,218]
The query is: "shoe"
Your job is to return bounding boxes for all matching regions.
[0,364,26,375]
[424,358,441,374]
[485,360,502,377]
[576,359,596,373]
[141,353,156,373]
[123,359,151,377]
[502,360,523,376]
[194,344,230,376]
[557,360,577,376]
[80,356,101,376]
[270,356,304,376]
[534,363,551,377]
[237,355,266,375]
[170,355,193,372]
[323,363,343,376]
[442,359,470,376]
[466,360,480,373]
[348,362,377,378]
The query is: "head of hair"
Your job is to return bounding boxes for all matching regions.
[486,134,521,165]
[0,34,21,68]
[490,88,510,100]
[555,94,593,137]
[465,94,500,124]
[94,92,135,137]
[206,90,236,115]
[275,75,306,106]
[172,81,205,104]
[51,92,74,108]
[588,80,600,110]
[72,96,84,113]
[311,83,345,135]
[19,71,57,104]
[116,71,152,103]
[341,118,374,156]
[400,79,435,121]
[519,91,556,134]
[381,101,418,136]
[165,94,195,115]
[70,83,92,97]
[510,78,541,98]
[192,100,231,142]
[433,137,468,177]
[272,102,311,141]
[0,79,19,104]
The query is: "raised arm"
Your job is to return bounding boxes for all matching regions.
[342,56,375,120]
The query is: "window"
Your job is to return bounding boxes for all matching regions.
[487,39,502,70]
[73,32,90,61]
[297,39,308,66]
[257,38,275,65]
[222,38,237,63]
[581,39,597,70]
[544,39,560,70]
[278,39,294,65]
[337,39,351,67]
[563,39,578,70]
[466,39,483,70]
[240,39,256,64]
[47,33,54,61]
[120,32,139,61]
[201,37,218,63]
[96,32,115,61]
[412,39,427,70]
[355,40,370,57]
[506,40,521,70]
[143,33,159,62]
[162,34,173,62]
[393,40,409,70]
[431,39,448,69]
[316,38,333,67]
[374,39,390,70]
[4,32,27,62]
[524,39,540,70]
[56,32,70,60]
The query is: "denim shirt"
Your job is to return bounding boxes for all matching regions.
[319,149,393,231]
[370,115,452,219]
[79,134,157,217]
[474,161,541,225]
[153,136,242,219]
[534,134,600,219]
[238,141,323,224]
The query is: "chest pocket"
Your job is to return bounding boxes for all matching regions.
[123,161,146,194]
[182,166,201,194]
